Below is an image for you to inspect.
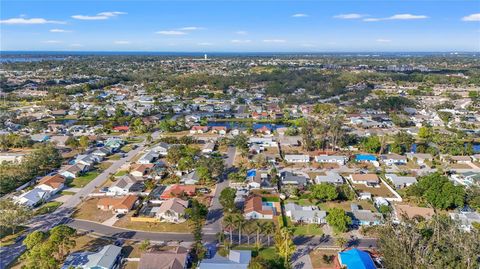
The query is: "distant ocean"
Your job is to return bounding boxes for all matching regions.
[1,51,477,63]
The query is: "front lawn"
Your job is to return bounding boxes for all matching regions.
[68,171,100,188]
[35,201,62,216]
[72,198,114,223]
[292,223,324,236]
[309,248,338,268]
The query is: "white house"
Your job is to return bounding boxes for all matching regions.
[285,203,326,224]
[284,154,310,163]
[315,172,344,185]
[14,188,50,207]
[314,155,348,165]
[385,174,417,189]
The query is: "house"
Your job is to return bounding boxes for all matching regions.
[160,184,196,199]
[108,175,144,195]
[137,150,160,164]
[355,154,377,163]
[246,169,270,189]
[285,203,326,224]
[385,174,417,189]
[406,153,433,165]
[280,171,308,186]
[190,125,209,134]
[314,155,348,165]
[349,174,380,187]
[14,188,50,207]
[449,211,480,232]
[350,204,382,226]
[139,246,188,269]
[244,196,276,220]
[338,248,376,269]
[74,154,100,166]
[255,125,271,135]
[284,154,310,163]
[152,142,172,156]
[92,147,111,159]
[202,143,215,154]
[181,170,200,185]
[97,195,138,214]
[62,244,122,269]
[199,250,251,269]
[315,172,344,185]
[60,163,88,179]
[450,155,472,163]
[154,198,189,223]
[394,204,435,221]
[380,154,407,166]
[37,174,65,194]
[130,164,155,177]
[211,126,228,135]
[113,125,130,132]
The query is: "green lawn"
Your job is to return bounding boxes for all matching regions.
[115,170,128,177]
[292,223,324,236]
[59,190,75,196]
[68,171,100,188]
[35,201,62,216]
[233,246,277,260]
[121,144,134,153]
[108,154,122,160]
[262,197,280,202]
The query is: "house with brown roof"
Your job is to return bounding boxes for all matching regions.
[244,196,276,220]
[37,174,65,194]
[190,125,209,134]
[349,174,380,187]
[154,198,189,223]
[211,126,228,135]
[160,184,196,199]
[139,246,188,269]
[97,195,138,214]
[130,163,155,177]
[394,204,435,221]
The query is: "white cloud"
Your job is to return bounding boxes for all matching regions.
[114,40,131,44]
[0,17,65,25]
[333,13,366,19]
[376,38,392,43]
[263,39,286,43]
[155,30,187,35]
[365,13,428,22]
[50,28,71,33]
[43,40,62,44]
[292,13,308,18]
[235,31,248,35]
[301,43,317,47]
[72,11,126,20]
[70,43,83,47]
[231,39,252,43]
[462,13,480,21]
[179,26,205,31]
[197,42,213,46]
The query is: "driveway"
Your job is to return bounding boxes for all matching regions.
[202,146,236,236]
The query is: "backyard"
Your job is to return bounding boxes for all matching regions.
[309,248,339,269]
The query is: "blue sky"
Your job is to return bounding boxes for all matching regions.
[1,0,479,52]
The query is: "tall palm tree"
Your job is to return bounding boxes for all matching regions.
[223,214,235,245]
[254,221,265,249]
[234,214,246,245]
[244,221,254,245]
[263,221,275,246]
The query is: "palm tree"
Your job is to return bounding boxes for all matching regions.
[243,221,254,245]
[254,221,265,249]
[263,221,275,246]
[223,214,235,245]
[234,214,246,245]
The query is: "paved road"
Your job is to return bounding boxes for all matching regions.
[202,146,236,235]
[0,133,159,269]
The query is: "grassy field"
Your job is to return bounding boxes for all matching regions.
[108,154,122,160]
[0,226,27,247]
[114,170,128,177]
[121,144,134,153]
[319,200,375,212]
[350,181,397,198]
[98,162,113,171]
[35,201,63,216]
[292,223,324,236]
[68,171,100,188]
[232,246,277,260]
[72,198,114,223]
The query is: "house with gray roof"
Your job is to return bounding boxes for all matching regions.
[385,174,417,189]
[315,172,344,185]
[350,203,382,226]
[285,202,326,224]
[450,211,480,232]
[280,171,308,186]
[284,154,310,163]
[314,155,348,165]
[61,244,122,269]
[198,250,251,269]
[108,174,144,195]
